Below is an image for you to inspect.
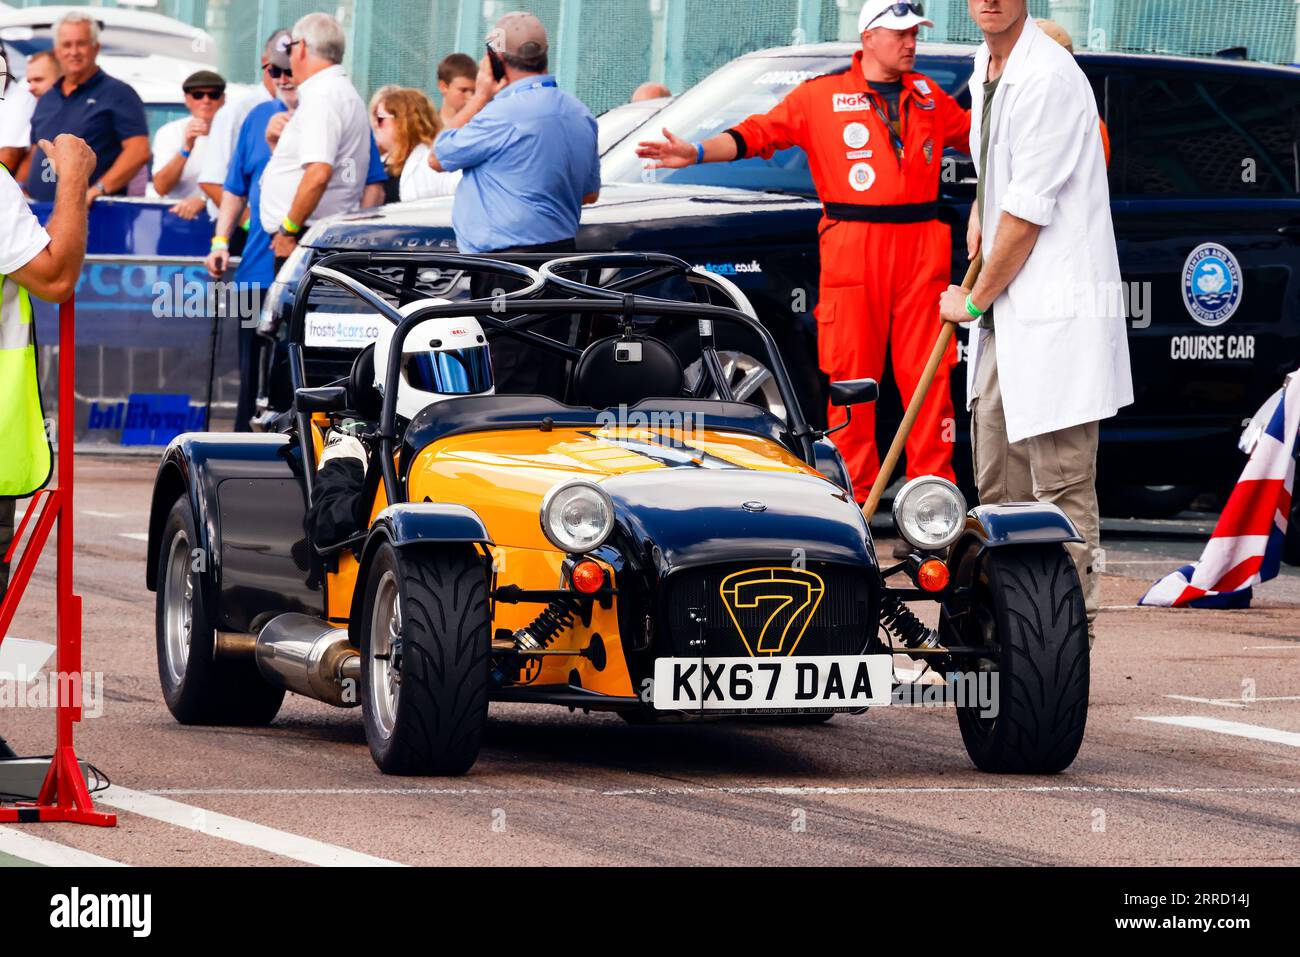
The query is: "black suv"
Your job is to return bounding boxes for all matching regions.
[260,41,1300,517]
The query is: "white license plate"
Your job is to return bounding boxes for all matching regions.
[652,655,894,711]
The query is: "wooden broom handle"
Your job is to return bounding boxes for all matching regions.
[861,253,983,521]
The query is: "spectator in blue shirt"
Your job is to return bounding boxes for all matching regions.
[432,12,599,255]
[204,62,388,431]
[430,11,599,394]
[26,11,150,204]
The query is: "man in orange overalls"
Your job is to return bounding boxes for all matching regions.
[637,1,970,500]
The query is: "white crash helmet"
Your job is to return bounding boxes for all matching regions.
[373,298,494,420]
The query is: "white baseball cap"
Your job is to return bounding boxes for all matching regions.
[858,1,934,33]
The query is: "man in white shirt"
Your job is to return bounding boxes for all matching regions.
[939,3,1133,645]
[197,29,290,212]
[261,13,373,264]
[149,70,225,220]
[0,49,56,176]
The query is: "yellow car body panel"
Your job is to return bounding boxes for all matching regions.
[323,424,822,695]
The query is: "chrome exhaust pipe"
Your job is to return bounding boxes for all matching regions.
[255,613,360,708]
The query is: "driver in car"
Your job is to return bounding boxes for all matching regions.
[637,0,970,518]
[307,305,495,548]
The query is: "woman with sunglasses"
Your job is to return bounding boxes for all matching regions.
[370,86,460,203]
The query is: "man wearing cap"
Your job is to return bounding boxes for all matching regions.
[26,11,149,206]
[428,11,600,394]
[197,30,290,213]
[638,1,969,507]
[149,70,226,220]
[938,1,1131,645]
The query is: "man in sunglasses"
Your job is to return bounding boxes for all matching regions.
[198,29,294,215]
[638,0,970,511]
[26,11,149,206]
[148,70,226,221]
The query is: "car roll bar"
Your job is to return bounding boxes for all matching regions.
[288,251,820,510]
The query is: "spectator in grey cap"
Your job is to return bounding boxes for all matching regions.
[150,69,225,220]
[429,11,600,396]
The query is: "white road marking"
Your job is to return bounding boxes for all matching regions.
[1104,560,1189,566]
[1244,645,1300,650]
[137,784,1300,797]
[83,510,141,519]
[1165,694,1246,709]
[95,786,406,867]
[1137,715,1300,748]
[1164,694,1300,709]
[118,532,149,542]
[0,826,127,867]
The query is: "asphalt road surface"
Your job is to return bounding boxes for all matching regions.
[2,456,1298,867]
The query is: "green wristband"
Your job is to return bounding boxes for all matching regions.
[964,294,985,319]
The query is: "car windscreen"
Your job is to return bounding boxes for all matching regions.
[601,52,974,197]
[599,99,671,154]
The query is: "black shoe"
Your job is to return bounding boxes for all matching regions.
[0,734,17,760]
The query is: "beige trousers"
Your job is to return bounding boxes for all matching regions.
[971,331,1101,644]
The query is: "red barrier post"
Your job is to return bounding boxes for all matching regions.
[0,296,116,826]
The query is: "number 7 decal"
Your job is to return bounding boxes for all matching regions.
[719,568,826,656]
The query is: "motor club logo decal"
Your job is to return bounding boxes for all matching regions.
[1182,243,1243,327]
[848,161,876,192]
[719,567,825,656]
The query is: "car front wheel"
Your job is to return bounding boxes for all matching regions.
[359,542,491,775]
[947,543,1090,774]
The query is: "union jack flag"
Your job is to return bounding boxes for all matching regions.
[1139,371,1299,609]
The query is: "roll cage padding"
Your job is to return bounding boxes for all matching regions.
[288,252,819,511]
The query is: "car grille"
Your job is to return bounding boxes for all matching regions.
[663,562,875,659]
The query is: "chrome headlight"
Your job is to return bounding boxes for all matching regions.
[540,481,614,553]
[892,476,967,551]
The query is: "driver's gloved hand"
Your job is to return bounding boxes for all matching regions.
[306,430,369,548]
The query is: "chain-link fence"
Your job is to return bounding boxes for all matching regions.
[9,1,1300,116]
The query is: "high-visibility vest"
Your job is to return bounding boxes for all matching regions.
[0,273,51,497]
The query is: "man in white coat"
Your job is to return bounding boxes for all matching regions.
[939,1,1133,644]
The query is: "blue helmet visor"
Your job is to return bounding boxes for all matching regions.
[405,346,493,395]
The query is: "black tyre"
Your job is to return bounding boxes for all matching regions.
[155,498,285,725]
[359,542,491,775]
[948,544,1089,774]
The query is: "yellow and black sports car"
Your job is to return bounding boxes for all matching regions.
[145,252,1089,776]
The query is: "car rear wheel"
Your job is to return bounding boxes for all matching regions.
[1101,484,1199,519]
[359,542,491,775]
[947,544,1089,774]
[683,350,787,420]
[155,498,284,725]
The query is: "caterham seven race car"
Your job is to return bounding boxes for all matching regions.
[145,252,1090,775]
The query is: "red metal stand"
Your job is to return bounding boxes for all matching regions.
[0,297,116,826]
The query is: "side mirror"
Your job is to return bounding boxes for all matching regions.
[295,386,348,414]
[829,378,879,407]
